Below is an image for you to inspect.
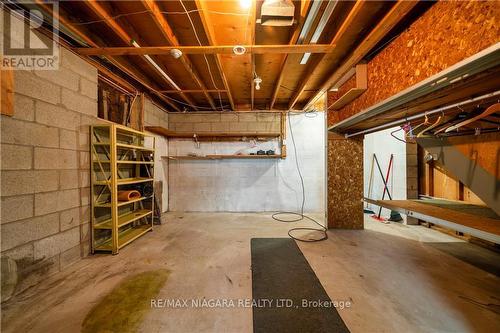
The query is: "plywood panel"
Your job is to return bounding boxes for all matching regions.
[327,133,363,229]
[329,1,500,125]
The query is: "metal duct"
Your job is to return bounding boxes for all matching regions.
[258,0,295,26]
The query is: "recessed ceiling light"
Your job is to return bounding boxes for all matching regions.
[233,45,246,55]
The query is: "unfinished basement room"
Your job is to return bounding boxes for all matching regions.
[0,0,499,332]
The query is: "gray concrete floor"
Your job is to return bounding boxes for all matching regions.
[1,213,499,333]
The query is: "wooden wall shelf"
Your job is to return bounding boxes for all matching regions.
[329,63,367,111]
[145,126,280,139]
[162,154,282,160]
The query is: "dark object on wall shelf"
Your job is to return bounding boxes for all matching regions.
[257,150,266,155]
[266,150,275,155]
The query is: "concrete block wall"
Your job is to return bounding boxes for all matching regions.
[168,112,281,133]
[144,99,169,212]
[168,113,325,213]
[0,45,101,297]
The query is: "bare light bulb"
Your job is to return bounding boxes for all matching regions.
[240,0,251,9]
[254,76,262,90]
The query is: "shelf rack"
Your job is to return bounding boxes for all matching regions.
[90,124,155,254]
[146,112,287,160]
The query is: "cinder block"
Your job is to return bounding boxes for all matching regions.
[79,77,97,100]
[0,144,32,170]
[13,93,35,121]
[60,48,97,83]
[33,226,80,260]
[175,123,194,132]
[211,122,229,132]
[59,129,77,150]
[79,170,90,188]
[1,116,29,145]
[79,151,90,169]
[1,213,59,251]
[406,143,418,155]
[80,205,90,224]
[61,88,97,117]
[35,101,80,131]
[229,122,248,132]
[34,189,80,216]
[79,114,105,128]
[26,122,59,148]
[256,113,278,122]
[14,70,60,105]
[59,244,84,269]
[1,195,34,224]
[221,114,239,122]
[238,113,257,122]
[80,187,90,206]
[1,170,35,196]
[14,255,60,294]
[59,170,79,190]
[34,67,79,92]
[201,114,221,122]
[59,207,80,231]
[34,170,59,193]
[1,242,34,261]
[406,154,418,167]
[247,122,269,132]
[77,129,90,151]
[34,148,78,170]
[407,166,418,178]
[193,122,211,132]
[166,113,181,123]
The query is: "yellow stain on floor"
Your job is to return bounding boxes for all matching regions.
[81,269,170,333]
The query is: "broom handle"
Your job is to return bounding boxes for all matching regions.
[377,154,394,218]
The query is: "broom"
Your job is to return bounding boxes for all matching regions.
[364,154,376,214]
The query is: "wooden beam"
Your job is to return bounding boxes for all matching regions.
[1,68,14,116]
[269,0,312,110]
[193,0,235,110]
[35,0,181,111]
[159,89,227,93]
[288,0,367,109]
[142,0,217,110]
[91,60,137,93]
[74,44,337,56]
[249,0,257,110]
[328,63,367,110]
[304,1,419,110]
[84,0,198,110]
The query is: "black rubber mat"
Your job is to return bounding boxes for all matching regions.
[251,238,350,333]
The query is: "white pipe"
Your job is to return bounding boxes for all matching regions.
[343,90,500,138]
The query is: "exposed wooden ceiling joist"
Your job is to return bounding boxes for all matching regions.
[288,0,367,109]
[193,0,236,111]
[159,89,227,93]
[141,0,217,110]
[74,44,337,56]
[83,0,198,110]
[269,0,313,110]
[249,0,257,110]
[304,0,419,110]
[35,0,181,112]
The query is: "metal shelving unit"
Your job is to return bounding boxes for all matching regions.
[90,124,155,254]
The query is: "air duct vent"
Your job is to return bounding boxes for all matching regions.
[257,0,295,26]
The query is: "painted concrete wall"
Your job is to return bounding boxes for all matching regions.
[0,38,100,297]
[144,99,169,212]
[363,127,410,219]
[168,113,325,212]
